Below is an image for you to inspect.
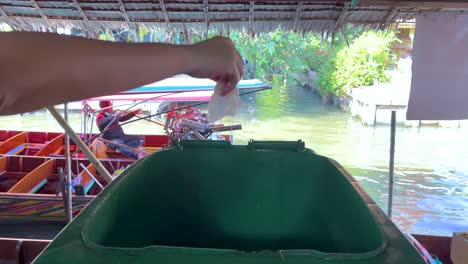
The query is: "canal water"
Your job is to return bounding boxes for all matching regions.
[0,85,466,236]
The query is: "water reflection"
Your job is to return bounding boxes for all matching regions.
[0,85,467,236]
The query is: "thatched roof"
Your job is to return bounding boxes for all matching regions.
[0,0,467,33]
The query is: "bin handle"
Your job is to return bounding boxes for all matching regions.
[177,140,231,150]
[177,140,309,152]
[247,140,306,152]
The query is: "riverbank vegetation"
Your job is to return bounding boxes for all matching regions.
[98,26,399,98]
[228,27,398,97]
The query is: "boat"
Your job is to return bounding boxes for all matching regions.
[0,130,169,159]
[0,128,232,221]
[0,155,132,221]
[33,140,430,263]
[0,131,65,157]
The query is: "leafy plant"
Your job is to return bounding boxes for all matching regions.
[316,30,397,96]
[230,30,322,85]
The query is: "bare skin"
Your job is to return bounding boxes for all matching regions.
[0,32,243,115]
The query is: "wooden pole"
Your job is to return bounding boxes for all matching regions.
[82,106,87,142]
[340,26,350,47]
[331,30,336,47]
[58,167,71,223]
[64,103,73,223]
[388,110,396,217]
[47,106,113,183]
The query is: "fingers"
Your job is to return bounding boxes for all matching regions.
[218,75,231,96]
[235,50,244,80]
[189,35,243,92]
[221,49,243,96]
[220,68,240,96]
[232,62,241,89]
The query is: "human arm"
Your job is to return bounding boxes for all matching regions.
[0,32,243,115]
[118,111,137,122]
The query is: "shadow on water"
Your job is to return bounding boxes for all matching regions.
[0,85,466,236]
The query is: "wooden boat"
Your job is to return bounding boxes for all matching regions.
[33,140,433,263]
[0,129,233,221]
[0,155,132,221]
[0,130,169,159]
[0,131,64,157]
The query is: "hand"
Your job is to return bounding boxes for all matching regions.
[186,37,244,96]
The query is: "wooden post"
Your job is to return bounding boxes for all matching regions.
[388,110,396,217]
[82,106,87,142]
[58,167,71,223]
[64,103,73,223]
[47,107,113,183]
[340,26,350,47]
[331,30,336,47]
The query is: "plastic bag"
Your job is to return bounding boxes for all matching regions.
[208,82,241,122]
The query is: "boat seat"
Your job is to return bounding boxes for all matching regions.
[26,144,45,149]
[5,144,25,156]
[90,138,108,159]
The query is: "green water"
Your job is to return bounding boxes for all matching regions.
[0,85,467,236]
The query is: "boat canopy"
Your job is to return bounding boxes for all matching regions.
[86,76,270,102]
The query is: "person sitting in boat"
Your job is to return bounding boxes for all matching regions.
[96,100,143,159]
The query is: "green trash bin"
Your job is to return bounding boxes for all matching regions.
[33,140,425,264]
